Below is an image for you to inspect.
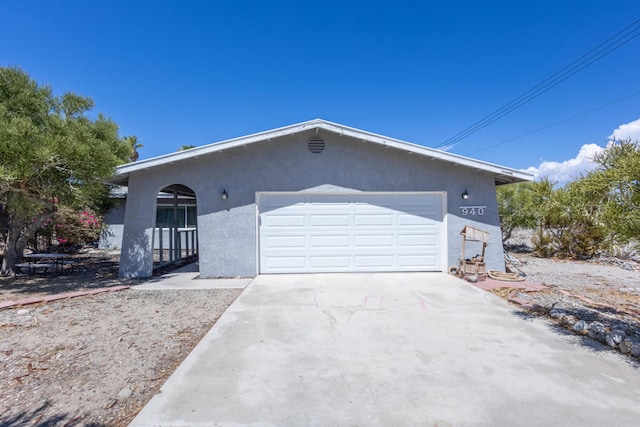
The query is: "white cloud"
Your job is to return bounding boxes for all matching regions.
[522,143,604,184]
[523,117,640,185]
[609,117,640,141]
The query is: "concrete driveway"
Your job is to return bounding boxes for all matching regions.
[131,273,640,426]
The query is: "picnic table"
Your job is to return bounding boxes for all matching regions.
[17,253,73,275]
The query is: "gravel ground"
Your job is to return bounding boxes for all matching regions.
[0,251,243,426]
[504,252,640,345]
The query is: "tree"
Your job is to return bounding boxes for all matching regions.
[498,139,640,259]
[534,177,608,258]
[590,139,640,242]
[124,135,143,162]
[496,179,553,242]
[0,67,131,274]
[179,144,196,151]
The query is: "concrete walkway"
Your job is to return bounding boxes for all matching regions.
[130,273,640,426]
[133,263,252,290]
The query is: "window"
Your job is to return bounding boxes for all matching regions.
[156,206,197,228]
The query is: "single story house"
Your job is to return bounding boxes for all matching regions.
[110,119,532,278]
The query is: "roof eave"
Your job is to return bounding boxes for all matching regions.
[112,118,533,185]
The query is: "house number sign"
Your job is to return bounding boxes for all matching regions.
[459,205,486,216]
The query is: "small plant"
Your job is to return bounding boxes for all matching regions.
[532,228,555,257]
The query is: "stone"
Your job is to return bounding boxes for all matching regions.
[16,309,30,316]
[117,387,133,399]
[588,321,606,342]
[571,320,588,334]
[605,330,626,348]
[631,343,640,358]
[549,308,566,319]
[560,315,578,327]
[619,339,634,355]
[611,323,631,334]
[549,309,565,319]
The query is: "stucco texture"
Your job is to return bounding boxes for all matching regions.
[118,130,504,278]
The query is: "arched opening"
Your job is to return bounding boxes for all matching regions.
[153,184,198,270]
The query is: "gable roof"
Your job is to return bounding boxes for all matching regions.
[112,119,533,186]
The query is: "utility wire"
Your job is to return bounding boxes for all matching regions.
[435,18,640,150]
[464,89,640,156]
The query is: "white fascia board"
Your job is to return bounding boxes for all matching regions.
[114,120,324,177]
[114,118,533,183]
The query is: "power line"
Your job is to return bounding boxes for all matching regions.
[464,89,640,156]
[435,18,640,150]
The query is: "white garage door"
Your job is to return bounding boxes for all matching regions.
[258,192,445,273]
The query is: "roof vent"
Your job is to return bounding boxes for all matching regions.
[308,137,325,154]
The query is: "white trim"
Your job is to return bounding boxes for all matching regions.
[441,192,448,271]
[114,119,533,184]
[255,196,260,276]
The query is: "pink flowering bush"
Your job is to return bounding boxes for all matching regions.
[35,207,104,249]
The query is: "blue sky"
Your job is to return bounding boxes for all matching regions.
[2,1,639,182]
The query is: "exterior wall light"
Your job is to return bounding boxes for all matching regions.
[461,190,469,200]
[221,189,228,200]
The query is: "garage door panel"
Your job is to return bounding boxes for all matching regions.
[397,214,439,226]
[354,234,394,248]
[310,235,350,248]
[263,214,306,227]
[264,235,306,249]
[310,256,351,268]
[259,193,444,273]
[398,234,439,248]
[310,214,350,227]
[354,255,395,268]
[353,195,396,208]
[263,256,306,269]
[354,214,394,226]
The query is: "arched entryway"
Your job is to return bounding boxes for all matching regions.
[154,184,198,270]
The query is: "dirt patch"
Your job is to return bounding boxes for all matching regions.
[0,251,243,426]
[1,249,133,304]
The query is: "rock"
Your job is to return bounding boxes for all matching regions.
[619,338,635,355]
[16,309,30,316]
[611,323,631,334]
[605,330,626,348]
[571,320,588,334]
[117,387,133,399]
[632,343,640,358]
[560,315,578,327]
[588,321,606,342]
[549,309,565,319]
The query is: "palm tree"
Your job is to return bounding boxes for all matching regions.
[124,136,143,162]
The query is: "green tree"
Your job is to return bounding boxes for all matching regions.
[534,177,608,258]
[124,135,143,162]
[590,139,640,242]
[499,140,640,259]
[0,67,131,274]
[496,179,553,242]
[179,144,196,151]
